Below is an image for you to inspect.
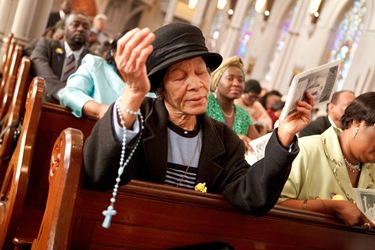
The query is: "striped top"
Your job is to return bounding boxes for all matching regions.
[165,121,202,189]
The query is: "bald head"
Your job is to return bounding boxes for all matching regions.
[327,90,355,127]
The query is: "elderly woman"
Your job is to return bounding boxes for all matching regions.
[206,56,259,150]
[83,23,313,222]
[278,91,375,229]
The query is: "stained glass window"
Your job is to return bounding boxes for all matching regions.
[328,0,366,90]
[236,2,256,57]
[265,2,297,82]
[207,9,225,52]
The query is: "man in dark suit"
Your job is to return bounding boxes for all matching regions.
[31,12,91,100]
[299,90,355,137]
[46,0,72,29]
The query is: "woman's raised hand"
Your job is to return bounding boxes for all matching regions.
[115,28,155,96]
[114,28,155,129]
[277,92,314,147]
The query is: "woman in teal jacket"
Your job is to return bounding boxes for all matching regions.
[60,31,154,119]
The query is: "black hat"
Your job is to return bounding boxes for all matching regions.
[146,22,223,91]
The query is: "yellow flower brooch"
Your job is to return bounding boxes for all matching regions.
[195,182,207,193]
[332,194,345,200]
[55,48,64,54]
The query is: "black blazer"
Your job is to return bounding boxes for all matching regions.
[46,12,61,28]
[30,37,90,98]
[83,98,300,216]
[299,115,331,137]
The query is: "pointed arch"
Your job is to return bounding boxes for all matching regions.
[325,0,367,90]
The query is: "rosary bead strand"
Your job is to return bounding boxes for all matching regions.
[102,99,144,228]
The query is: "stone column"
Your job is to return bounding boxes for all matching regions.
[0,0,19,70]
[163,0,178,25]
[219,0,250,58]
[191,0,208,27]
[28,0,54,41]
[0,0,18,38]
[10,0,38,45]
[200,1,219,50]
[270,0,309,92]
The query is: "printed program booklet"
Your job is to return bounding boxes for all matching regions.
[353,188,375,223]
[245,132,272,165]
[280,60,342,120]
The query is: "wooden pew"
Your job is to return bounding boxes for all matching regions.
[0,77,45,250]
[26,101,97,208]
[8,98,373,249]
[31,128,84,250]
[0,37,16,96]
[4,98,373,249]
[69,182,375,250]
[7,102,98,248]
[0,44,23,121]
[0,56,31,184]
[0,33,14,75]
[25,125,375,250]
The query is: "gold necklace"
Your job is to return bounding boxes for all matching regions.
[214,93,235,118]
[221,106,234,118]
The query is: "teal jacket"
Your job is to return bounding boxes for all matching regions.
[60,54,125,117]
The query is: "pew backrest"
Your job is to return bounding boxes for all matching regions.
[27,101,97,206]
[0,33,14,75]
[6,98,98,248]
[31,127,84,250]
[0,38,16,98]
[18,112,375,250]
[0,56,31,184]
[0,44,24,122]
[69,181,375,250]
[0,77,45,250]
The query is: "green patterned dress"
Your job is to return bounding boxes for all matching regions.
[206,92,253,136]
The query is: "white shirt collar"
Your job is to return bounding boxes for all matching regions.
[328,115,338,128]
[59,10,66,19]
[64,41,84,61]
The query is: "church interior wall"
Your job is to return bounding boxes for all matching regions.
[138,3,165,32]
[344,30,375,93]
[0,0,18,45]
[27,0,54,44]
[1,0,374,94]
[244,0,296,93]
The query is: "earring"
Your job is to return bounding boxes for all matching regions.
[353,127,359,138]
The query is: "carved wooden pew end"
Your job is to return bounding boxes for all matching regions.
[30,128,84,249]
[10,101,96,249]
[0,77,45,250]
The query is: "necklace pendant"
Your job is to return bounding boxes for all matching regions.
[102,205,117,228]
[348,166,361,173]
[343,156,361,173]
